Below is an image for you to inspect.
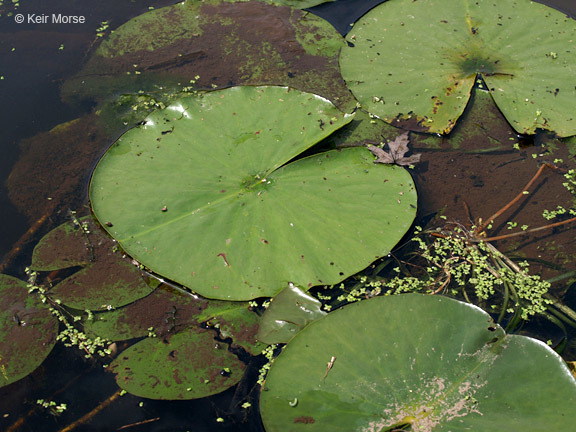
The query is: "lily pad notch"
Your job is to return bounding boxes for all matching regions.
[340,0,576,136]
[89,86,418,301]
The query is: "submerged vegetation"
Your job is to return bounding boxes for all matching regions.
[2,0,576,430]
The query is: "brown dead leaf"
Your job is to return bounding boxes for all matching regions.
[367,131,421,166]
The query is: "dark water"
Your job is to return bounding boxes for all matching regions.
[1,0,576,431]
[0,0,176,261]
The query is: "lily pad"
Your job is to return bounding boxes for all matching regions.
[86,286,207,341]
[0,274,58,388]
[411,86,519,152]
[62,0,353,116]
[111,326,246,400]
[31,216,92,270]
[329,110,400,149]
[267,0,334,8]
[201,302,265,355]
[86,286,263,354]
[260,294,576,431]
[31,217,154,311]
[256,282,327,344]
[90,86,417,301]
[339,0,576,136]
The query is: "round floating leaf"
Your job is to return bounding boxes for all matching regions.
[31,217,92,271]
[267,0,334,8]
[63,0,353,117]
[48,254,154,311]
[340,0,576,136]
[0,275,58,388]
[90,86,417,300]
[260,294,576,431]
[86,286,208,341]
[86,285,262,355]
[32,217,155,311]
[111,327,246,400]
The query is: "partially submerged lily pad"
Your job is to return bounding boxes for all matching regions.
[86,285,263,354]
[86,286,206,341]
[260,294,576,431]
[411,86,520,152]
[111,326,246,400]
[0,275,58,388]
[63,0,353,115]
[31,217,154,311]
[90,86,417,301]
[6,114,109,223]
[266,0,334,8]
[340,0,576,136]
[201,302,265,355]
[31,215,93,270]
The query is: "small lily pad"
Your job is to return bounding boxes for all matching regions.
[0,275,58,388]
[260,294,576,431]
[340,0,576,136]
[256,283,327,344]
[86,286,206,341]
[201,303,265,356]
[111,327,246,400]
[31,217,92,270]
[48,255,153,311]
[31,217,154,311]
[86,286,263,355]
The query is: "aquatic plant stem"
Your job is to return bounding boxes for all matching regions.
[485,241,576,328]
[6,371,85,432]
[546,305,576,329]
[474,162,553,236]
[0,211,51,273]
[475,216,576,243]
[117,417,161,430]
[57,389,122,432]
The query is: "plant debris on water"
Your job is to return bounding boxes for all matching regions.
[366,131,421,166]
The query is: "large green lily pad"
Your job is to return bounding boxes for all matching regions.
[0,275,58,388]
[111,326,246,400]
[90,86,417,301]
[260,294,576,431]
[339,0,576,136]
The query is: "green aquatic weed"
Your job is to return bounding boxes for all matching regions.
[26,268,112,359]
